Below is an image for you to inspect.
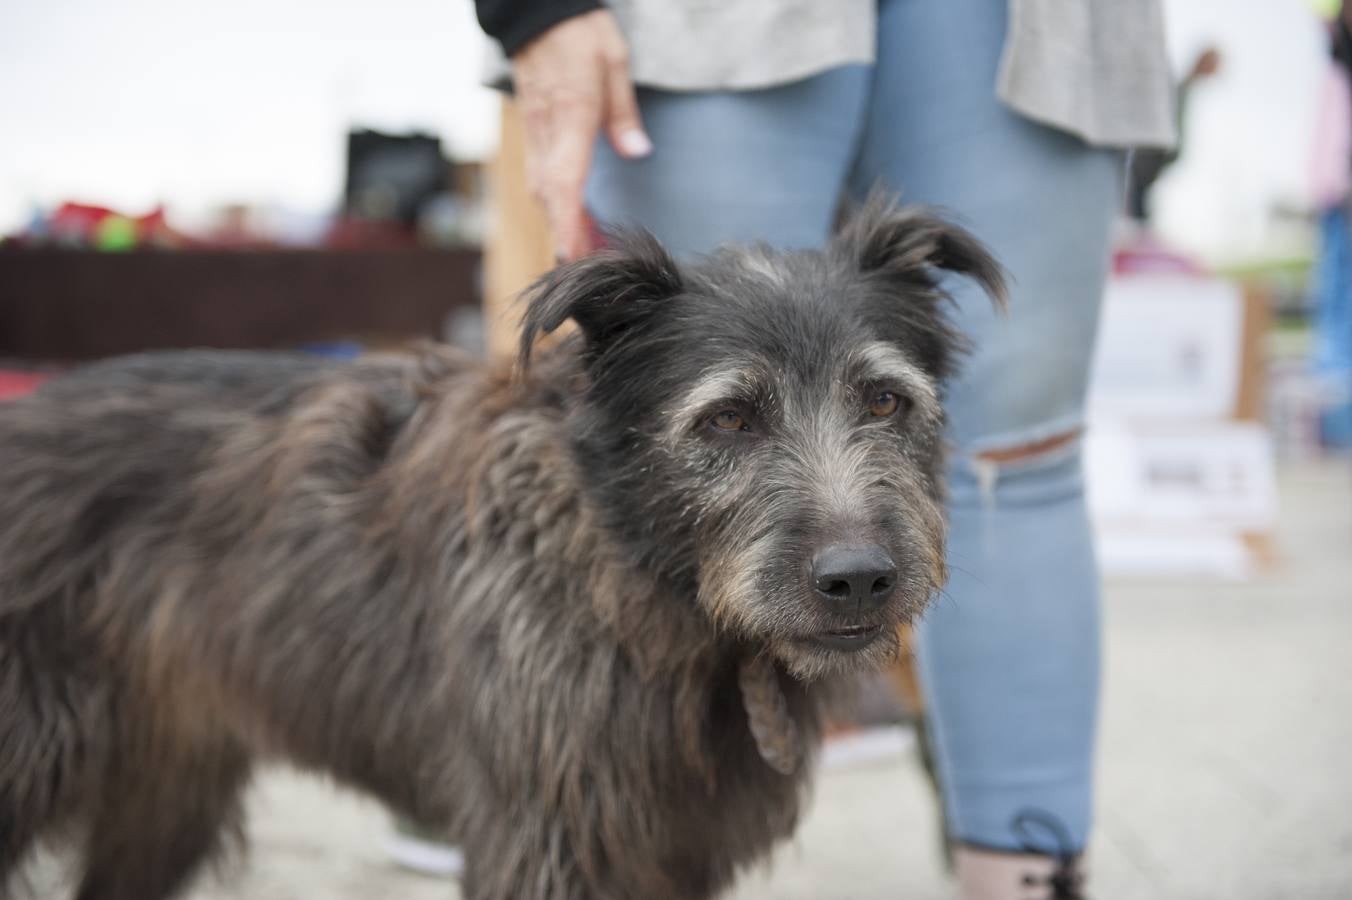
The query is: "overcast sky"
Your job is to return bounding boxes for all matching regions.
[0,0,1330,262]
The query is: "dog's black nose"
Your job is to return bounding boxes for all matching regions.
[811,544,897,613]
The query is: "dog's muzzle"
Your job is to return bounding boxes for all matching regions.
[806,543,895,650]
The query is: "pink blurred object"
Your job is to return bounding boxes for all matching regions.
[0,371,50,400]
[1113,229,1206,276]
[1311,63,1352,211]
[585,209,609,253]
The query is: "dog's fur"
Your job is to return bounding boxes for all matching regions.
[0,198,1004,900]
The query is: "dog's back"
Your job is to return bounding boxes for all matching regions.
[0,349,453,899]
[0,351,385,620]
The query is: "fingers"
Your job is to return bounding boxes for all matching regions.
[542,94,600,261]
[518,93,554,203]
[517,86,596,261]
[601,47,652,159]
[511,10,649,261]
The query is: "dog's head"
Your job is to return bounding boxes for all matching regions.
[519,196,1006,679]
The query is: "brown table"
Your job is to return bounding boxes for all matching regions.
[0,247,480,360]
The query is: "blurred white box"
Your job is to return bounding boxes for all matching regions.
[1086,420,1276,528]
[1086,420,1277,578]
[1088,275,1245,422]
[1085,272,1277,578]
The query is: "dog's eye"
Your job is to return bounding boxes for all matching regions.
[710,410,747,432]
[868,391,903,417]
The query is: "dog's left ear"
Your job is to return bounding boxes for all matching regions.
[517,229,683,372]
[833,194,1009,309]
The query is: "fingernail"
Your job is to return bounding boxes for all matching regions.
[618,129,653,158]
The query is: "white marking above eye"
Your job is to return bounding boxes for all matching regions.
[852,343,938,415]
[663,366,763,446]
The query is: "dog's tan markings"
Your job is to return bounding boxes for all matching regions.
[696,513,780,636]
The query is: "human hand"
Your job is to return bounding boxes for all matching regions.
[1188,46,1221,80]
[511,9,652,261]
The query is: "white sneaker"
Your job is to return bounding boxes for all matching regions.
[384,819,465,878]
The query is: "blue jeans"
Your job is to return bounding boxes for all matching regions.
[1312,206,1352,447]
[1314,206,1352,375]
[587,0,1120,854]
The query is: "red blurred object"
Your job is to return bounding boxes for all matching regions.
[135,206,189,245]
[47,202,111,239]
[0,370,50,400]
[42,202,191,248]
[1113,229,1205,276]
[585,209,608,253]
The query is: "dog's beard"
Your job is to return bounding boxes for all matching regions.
[697,550,916,682]
[766,622,905,681]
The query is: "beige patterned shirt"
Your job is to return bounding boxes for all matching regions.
[489,0,1176,148]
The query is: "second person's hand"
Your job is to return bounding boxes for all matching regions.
[511,9,652,261]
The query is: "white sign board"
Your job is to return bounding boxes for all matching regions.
[1088,275,1245,422]
[1086,420,1277,529]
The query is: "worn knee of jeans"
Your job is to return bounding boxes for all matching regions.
[949,428,1087,513]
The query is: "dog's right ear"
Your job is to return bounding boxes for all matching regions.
[517,230,684,372]
[833,192,1008,310]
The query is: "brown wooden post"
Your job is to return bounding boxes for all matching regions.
[483,97,556,361]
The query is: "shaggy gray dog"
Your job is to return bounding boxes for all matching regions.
[0,198,1004,900]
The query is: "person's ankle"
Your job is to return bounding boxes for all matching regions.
[954,844,1087,900]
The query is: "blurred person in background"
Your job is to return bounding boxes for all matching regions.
[1126,45,1222,227]
[1311,1,1352,433]
[472,2,1173,898]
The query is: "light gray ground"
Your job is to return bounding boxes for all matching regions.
[26,460,1352,900]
